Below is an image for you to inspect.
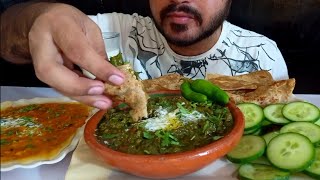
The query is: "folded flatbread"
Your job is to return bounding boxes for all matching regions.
[142,71,295,106]
[227,79,296,106]
[104,64,148,121]
[142,73,185,92]
[206,70,274,90]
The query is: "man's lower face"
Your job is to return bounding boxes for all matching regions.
[154,3,230,47]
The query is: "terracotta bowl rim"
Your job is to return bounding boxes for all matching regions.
[84,90,244,160]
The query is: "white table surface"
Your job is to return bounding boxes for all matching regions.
[1,86,319,180]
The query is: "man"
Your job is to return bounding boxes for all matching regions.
[0,0,288,109]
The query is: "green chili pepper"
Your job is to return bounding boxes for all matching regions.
[190,79,229,105]
[180,81,208,103]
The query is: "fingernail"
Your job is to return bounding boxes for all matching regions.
[93,101,110,109]
[108,75,124,85]
[88,86,104,95]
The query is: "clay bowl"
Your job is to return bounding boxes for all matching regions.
[84,90,244,179]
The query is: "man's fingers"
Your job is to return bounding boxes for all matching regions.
[30,27,106,96]
[84,19,107,58]
[40,62,107,96]
[70,95,113,110]
[52,20,124,85]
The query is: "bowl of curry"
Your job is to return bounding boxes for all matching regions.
[84,90,245,179]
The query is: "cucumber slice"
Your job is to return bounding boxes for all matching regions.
[251,156,271,165]
[280,122,320,144]
[238,103,264,131]
[304,147,320,179]
[315,117,320,126]
[227,135,266,164]
[239,163,290,180]
[282,101,320,122]
[267,132,315,172]
[261,119,272,126]
[244,126,262,135]
[263,104,290,124]
[252,128,262,135]
[263,131,280,145]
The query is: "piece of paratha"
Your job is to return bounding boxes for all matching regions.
[104,64,149,121]
[141,71,295,106]
[206,70,274,90]
[142,73,185,93]
[227,78,296,106]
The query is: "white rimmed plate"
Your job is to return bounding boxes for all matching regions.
[0,97,98,171]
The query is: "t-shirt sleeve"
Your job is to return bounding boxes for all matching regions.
[267,41,289,81]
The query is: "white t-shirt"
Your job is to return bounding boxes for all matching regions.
[89,13,288,80]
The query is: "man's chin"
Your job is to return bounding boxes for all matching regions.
[165,36,198,47]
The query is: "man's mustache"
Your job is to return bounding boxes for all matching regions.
[160,4,203,24]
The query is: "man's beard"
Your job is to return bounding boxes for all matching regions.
[152,2,231,47]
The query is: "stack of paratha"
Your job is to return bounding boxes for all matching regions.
[142,71,295,106]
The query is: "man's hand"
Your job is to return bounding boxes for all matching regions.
[1,3,124,109]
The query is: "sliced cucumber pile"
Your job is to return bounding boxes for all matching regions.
[229,101,320,179]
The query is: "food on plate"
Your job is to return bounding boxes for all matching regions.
[282,101,320,122]
[304,147,320,179]
[180,79,229,104]
[190,79,229,105]
[228,101,320,179]
[95,94,233,155]
[280,122,320,143]
[84,89,244,179]
[142,73,184,92]
[180,81,208,103]
[228,78,295,106]
[0,98,93,167]
[237,103,264,131]
[227,135,266,164]
[142,70,296,106]
[206,70,274,90]
[267,133,315,172]
[263,104,291,124]
[104,64,149,121]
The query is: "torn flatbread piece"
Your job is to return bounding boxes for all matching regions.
[104,64,148,121]
[228,78,296,106]
[206,70,274,90]
[142,73,184,93]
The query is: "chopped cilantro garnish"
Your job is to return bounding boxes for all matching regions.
[155,130,180,147]
[143,131,154,139]
[0,139,11,145]
[101,134,118,139]
[177,102,190,114]
[18,104,38,112]
[25,144,35,148]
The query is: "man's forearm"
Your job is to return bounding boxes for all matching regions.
[0,1,57,64]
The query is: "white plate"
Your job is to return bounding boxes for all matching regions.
[1,127,84,171]
[0,97,98,171]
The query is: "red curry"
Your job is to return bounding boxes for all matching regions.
[0,103,90,164]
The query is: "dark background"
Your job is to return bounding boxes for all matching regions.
[1,0,320,93]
